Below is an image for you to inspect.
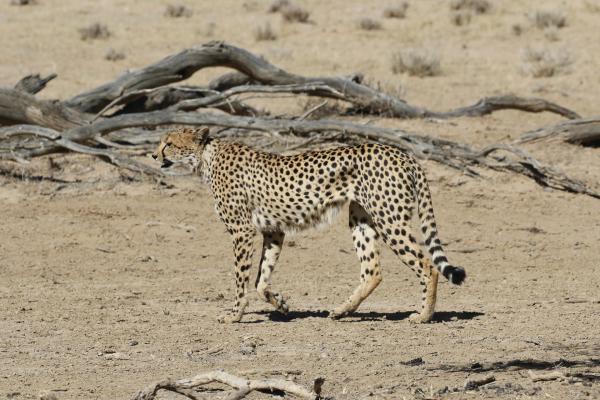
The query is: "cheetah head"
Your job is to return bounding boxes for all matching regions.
[152,127,209,171]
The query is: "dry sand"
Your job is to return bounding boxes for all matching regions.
[1,1,599,399]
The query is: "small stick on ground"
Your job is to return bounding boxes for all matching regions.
[464,375,496,390]
[528,370,566,382]
[131,370,323,400]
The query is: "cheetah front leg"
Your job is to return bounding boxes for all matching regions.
[218,227,255,323]
[255,232,289,314]
[331,201,382,319]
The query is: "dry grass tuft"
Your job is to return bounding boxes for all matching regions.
[530,10,566,29]
[268,0,290,13]
[450,0,491,14]
[383,2,409,19]
[105,48,125,62]
[268,0,309,23]
[254,22,277,41]
[521,46,572,77]
[543,26,560,42]
[201,22,217,37]
[391,49,441,77]
[584,1,600,13]
[450,10,472,26]
[365,78,405,99]
[164,4,193,18]
[78,23,111,41]
[511,23,523,36]
[358,18,382,31]
[281,4,310,23]
[10,0,37,5]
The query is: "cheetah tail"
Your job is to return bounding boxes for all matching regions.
[413,165,466,285]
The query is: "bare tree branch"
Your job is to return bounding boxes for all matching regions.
[95,86,262,118]
[0,88,88,130]
[65,41,580,120]
[168,83,345,112]
[131,370,321,400]
[519,117,600,145]
[428,95,580,120]
[61,111,599,198]
[14,73,58,94]
[0,125,161,177]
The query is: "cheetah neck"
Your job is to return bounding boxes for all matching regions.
[197,140,217,181]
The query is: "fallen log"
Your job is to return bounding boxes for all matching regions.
[64,41,580,120]
[61,112,600,198]
[0,87,88,130]
[519,117,600,146]
[0,42,594,196]
[0,125,161,177]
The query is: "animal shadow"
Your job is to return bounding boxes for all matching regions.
[339,310,483,322]
[249,309,483,322]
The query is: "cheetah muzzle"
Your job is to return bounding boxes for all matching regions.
[154,127,467,324]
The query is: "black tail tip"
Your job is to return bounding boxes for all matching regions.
[444,266,466,285]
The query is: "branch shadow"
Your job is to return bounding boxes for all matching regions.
[431,358,600,374]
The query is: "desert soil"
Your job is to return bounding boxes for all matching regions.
[1,1,599,399]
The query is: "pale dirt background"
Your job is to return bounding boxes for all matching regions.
[1,1,599,399]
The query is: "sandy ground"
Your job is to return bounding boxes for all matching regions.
[1,1,600,399]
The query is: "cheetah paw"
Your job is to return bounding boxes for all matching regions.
[273,295,289,315]
[277,301,289,315]
[330,307,350,320]
[217,312,242,324]
[408,312,432,324]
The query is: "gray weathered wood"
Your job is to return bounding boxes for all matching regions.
[131,370,319,400]
[59,111,600,198]
[65,41,580,119]
[14,73,57,94]
[519,117,600,145]
[0,125,161,176]
[0,88,88,130]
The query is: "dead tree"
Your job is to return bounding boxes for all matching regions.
[0,42,597,198]
[64,41,580,119]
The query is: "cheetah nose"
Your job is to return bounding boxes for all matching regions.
[152,154,157,160]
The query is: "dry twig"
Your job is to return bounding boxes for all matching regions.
[131,370,323,400]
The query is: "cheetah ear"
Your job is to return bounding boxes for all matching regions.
[195,127,210,144]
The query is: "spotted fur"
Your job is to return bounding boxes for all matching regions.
[153,127,466,323]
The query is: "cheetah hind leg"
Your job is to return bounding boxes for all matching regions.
[331,201,382,319]
[408,257,438,324]
[372,213,438,323]
[255,232,289,315]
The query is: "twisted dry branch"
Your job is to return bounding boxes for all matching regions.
[0,43,595,197]
[41,111,600,197]
[64,41,581,120]
[131,370,323,400]
[519,116,600,146]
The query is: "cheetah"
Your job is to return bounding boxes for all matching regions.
[152,127,466,323]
